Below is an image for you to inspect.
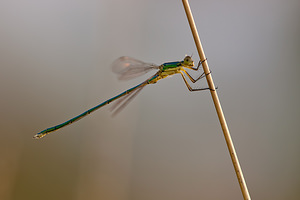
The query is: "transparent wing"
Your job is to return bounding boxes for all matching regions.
[111,56,159,80]
[109,74,158,116]
[110,85,145,116]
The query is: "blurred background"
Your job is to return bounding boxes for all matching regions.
[0,0,299,199]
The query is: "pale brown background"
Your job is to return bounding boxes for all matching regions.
[1,0,299,199]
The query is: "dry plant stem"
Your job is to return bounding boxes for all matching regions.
[182,0,251,199]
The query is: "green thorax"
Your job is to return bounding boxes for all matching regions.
[161,61,182,71]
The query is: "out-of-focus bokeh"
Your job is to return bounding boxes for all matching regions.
[1,0,299,199]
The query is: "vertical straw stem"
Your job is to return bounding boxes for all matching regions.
[182,0,251,199]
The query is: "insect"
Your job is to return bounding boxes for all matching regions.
[34,55,211,139]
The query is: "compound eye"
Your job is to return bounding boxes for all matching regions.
[184,56,191,62]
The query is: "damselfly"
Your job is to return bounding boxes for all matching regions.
[34,56,211,139]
